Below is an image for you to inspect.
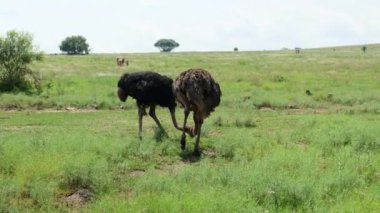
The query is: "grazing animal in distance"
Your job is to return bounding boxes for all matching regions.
[174,68,221,156]
[116,58,129,66]
[117,71,189,139]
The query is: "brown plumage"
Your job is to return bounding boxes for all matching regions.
[174,68,221,155]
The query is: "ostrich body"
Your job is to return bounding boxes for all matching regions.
[174,68,221,155]
[117,71,185,138]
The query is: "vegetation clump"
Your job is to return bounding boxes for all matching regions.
[154,39,179,52]
[0,30,43,92]
[59,35,90,55]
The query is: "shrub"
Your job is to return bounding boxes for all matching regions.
[0,30,43,92]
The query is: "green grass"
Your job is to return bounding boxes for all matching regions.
[0,45,380,212]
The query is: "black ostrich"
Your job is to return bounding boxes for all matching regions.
[117,71,189,138]
[174,68,221,155]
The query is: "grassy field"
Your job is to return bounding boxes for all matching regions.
[0,45,380,212]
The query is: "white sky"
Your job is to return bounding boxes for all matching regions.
[1,0,379,53]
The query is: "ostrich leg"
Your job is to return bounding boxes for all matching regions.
[138,105,146,140]
[180,108,191,150]
[169,107,182,131]
[193,112,204,156]
[169,107,194,136]
[148,105,167,135]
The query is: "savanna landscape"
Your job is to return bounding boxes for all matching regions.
[1,45,380,212]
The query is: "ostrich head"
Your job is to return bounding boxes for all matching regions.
[117,74,129,102]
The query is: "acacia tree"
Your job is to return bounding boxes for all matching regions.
[0,30,43,92]
[59,35,90,55]
[154,39,179,52]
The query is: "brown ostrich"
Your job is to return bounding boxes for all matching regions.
[174,68,221,155]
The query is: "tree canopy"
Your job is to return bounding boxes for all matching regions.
[0,30,43,92]
[154,39,179,52]
[59,35,90,55]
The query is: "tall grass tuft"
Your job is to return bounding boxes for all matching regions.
[60,155,110,194]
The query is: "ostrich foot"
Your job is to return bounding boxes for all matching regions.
[193,148,201,157]
[180,136,186,150]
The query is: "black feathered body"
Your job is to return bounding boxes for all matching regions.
[118,71,176,109]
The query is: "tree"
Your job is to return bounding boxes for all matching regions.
[0,30,43,92]
[59,35,90,55]
[154,39,179,52]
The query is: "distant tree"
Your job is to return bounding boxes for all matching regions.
[295,47,301,53]
[234,47,239,51]
[59,35,90,55]
[154,39,179,52]
[0,30,43,92]
[362,46,367,53]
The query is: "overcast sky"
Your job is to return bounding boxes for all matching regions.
[1,0,379,53]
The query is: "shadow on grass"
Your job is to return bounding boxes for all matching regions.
[179,149,201,163]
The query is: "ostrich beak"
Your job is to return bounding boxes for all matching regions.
[117,88,128,102]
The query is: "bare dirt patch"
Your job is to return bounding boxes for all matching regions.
[129,169,146,177]
[155,161,186,175]
[45,107,98,113]
[63,188,92,208]
[0,107,98,113]
[208,129,223,137]
[202,148,217,158]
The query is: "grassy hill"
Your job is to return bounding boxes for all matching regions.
[1,43,380,112]
[0,45,379,212]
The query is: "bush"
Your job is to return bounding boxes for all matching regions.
[0,30,43,92]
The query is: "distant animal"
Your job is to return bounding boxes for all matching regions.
[116,58,129,66]
[362,46,367,53]
[117,71,189,139]
[295,47,301,54]
[174,68,221,156]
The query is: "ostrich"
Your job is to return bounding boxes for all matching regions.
[117,71,190,139]
[174,68,221,155]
